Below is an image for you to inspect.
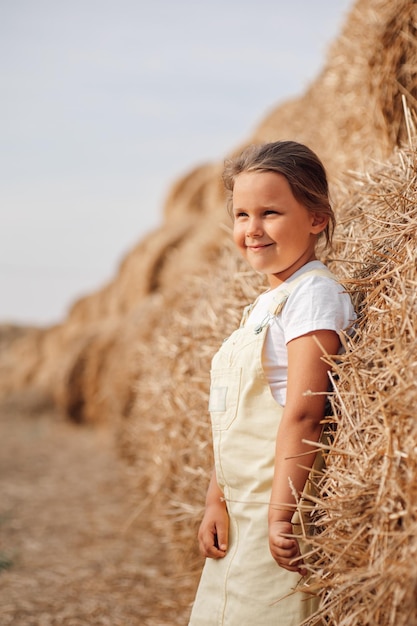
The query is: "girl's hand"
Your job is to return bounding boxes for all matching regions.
[198,500,229,559]
[269,520,307,576]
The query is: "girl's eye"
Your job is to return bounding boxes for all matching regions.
[234,211,248,218]
[264,210,280,216]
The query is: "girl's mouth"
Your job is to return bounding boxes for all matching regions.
[247,243,273,250]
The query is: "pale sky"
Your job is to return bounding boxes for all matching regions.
[0,0,353,325]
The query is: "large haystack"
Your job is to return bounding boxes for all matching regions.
[300,142,417,626]
[1,0,417,623]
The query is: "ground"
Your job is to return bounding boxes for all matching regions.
[0,395,191,626]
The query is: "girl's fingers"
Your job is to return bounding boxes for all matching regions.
[199,529,227,559]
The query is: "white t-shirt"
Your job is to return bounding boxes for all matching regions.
[245,260,356,405]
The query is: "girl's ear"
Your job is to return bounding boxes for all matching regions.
[311,212,329,234]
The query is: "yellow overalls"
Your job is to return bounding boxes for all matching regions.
[189,269,334,625]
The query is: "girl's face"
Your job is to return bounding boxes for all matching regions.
[232,171,328,288]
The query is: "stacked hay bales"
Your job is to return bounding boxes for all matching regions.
[0,168,227,424]
[1,0,417,623]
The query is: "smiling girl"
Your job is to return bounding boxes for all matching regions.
[188,141,355,625]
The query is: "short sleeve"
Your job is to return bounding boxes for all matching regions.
[281,275,356,345]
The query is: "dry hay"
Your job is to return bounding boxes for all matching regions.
[253,0,417,179]
[299,141,417,625]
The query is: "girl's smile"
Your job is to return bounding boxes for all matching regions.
[232,171,328,287]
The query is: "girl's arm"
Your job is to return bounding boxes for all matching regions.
[198,468,229,559]
[268,329,340,574]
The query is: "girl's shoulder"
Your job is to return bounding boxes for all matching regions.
[281,262,356,339]
[285,261,345,295]
[288,269,353,310]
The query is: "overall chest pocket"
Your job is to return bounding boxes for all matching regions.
[209,367,241,431]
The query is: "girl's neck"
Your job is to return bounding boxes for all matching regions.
[267,252,317,288]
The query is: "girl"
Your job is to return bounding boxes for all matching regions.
[189,141,355,625]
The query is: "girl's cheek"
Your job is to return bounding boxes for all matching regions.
[233,225,243,246]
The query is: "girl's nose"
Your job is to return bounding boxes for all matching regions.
[246,218,263,238]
